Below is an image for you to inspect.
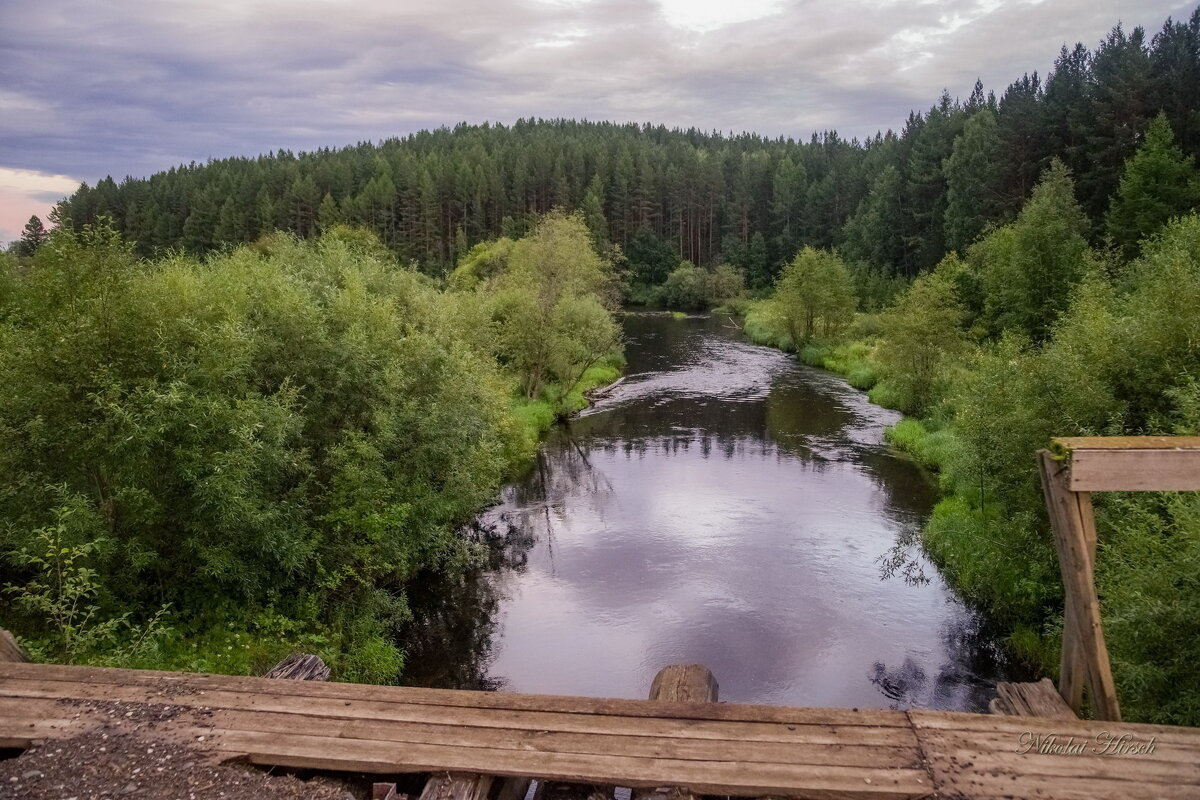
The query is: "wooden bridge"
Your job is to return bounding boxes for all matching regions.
[1,438,1199,798]
[1,660,1198,799]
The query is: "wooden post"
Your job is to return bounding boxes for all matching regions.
[1038,450,1120,721]
[0,629,30,663]
[264,652,330,681]
[420,773,495,800]
[631,665,718,800]
[648,664,719,704]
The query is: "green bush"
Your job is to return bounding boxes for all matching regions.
[0,217,622,679]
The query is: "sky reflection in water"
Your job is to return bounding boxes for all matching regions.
[408,313,1009,710]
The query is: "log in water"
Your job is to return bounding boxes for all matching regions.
[405,312,1012,710]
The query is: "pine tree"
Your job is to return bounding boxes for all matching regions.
[1005,159,1092,341]
[17,215,49,256]
[1106,113,1200,258]
[944,110,1007,251]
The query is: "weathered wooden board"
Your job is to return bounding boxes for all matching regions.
[1053,437,1200,491]
[912,716,1200,800]
[4,663,1200,799]
[0,662,904,727]
[989,679,1077,719]
[1067,449,1200,491]
[1039,450,1121,720]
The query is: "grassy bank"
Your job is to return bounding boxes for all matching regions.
[742,297,1061,673]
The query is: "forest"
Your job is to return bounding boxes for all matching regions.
[3,7,1200,724]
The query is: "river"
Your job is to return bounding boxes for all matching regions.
[405,312,1011,711]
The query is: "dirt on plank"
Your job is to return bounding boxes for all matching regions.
[0,698,357,800]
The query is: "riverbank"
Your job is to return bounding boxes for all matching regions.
[405,311,1006,708]
[738,301,1057,673]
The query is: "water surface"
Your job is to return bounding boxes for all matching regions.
[407,313,1008,710]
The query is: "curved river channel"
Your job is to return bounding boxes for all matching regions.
[406,312,1011,710]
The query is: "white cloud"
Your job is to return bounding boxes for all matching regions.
[657,0,785,32]
[0,167,81,196]
[0,0,1190,188]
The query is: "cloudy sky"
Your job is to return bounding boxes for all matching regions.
[0,0,1193,244]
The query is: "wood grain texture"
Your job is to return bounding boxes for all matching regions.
[1066,448,1200,491]
[989,679,1078,719]
[1054,436,1200,451]
[263,652,330,681]
[1039,450,1121,721]
[3,663,1199,798]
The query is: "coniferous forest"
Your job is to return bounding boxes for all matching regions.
[53,12,1200,292]
[5,8,1200,725]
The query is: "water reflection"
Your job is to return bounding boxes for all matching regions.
[403,313,1011,709]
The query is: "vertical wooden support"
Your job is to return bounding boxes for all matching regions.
[647,664,719,704]
[632,665,718,800]
[1038,450,1121,721]
[0,629,30,663]
[420,773,495,800]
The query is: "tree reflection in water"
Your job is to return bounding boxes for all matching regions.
[400,429,610,689]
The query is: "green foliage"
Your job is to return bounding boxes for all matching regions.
[709,263,745,304]
[4,490,171,665]
[769,247,856,345]
[492,211,621,401]
[661,261,709,310]
[1105,113,1200,259]
[873,260,968,415]
[884,419,959,473]
[0,219,560,678]
[969,160,1092,341]
[17,215,50,257]
[944,110,1008,251]
[625,227,677,286]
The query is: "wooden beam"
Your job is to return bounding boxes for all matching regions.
[988,679,1077,718]
[648,665,719,704]
[1039,450,1121,721]
[1053,437,1200,492]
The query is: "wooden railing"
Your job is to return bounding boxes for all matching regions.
[1038,436,1200,721]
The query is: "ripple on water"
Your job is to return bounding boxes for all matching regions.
[404,313,1013,710]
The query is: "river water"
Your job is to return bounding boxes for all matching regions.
[406,312,1010,710]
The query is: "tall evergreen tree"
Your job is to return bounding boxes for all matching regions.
[944,110,1007,251]
[1106,113,1200,258]
[16,215,49,256]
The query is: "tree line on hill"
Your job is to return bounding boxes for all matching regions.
[38,10,1200,296]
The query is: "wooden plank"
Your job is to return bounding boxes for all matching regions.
[0,662,908,728]
[1039,450,1121,721]
[634,665,719,800]
[210,728,934,798]
[0,712,931,799]
[989,679,1077,719]
[1065,448,1200,491]
[0,676,916,747]
[916,726,1200,800]
[1054,436,1200,451]
[908,710,1200,745]
[0,695,921,768]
